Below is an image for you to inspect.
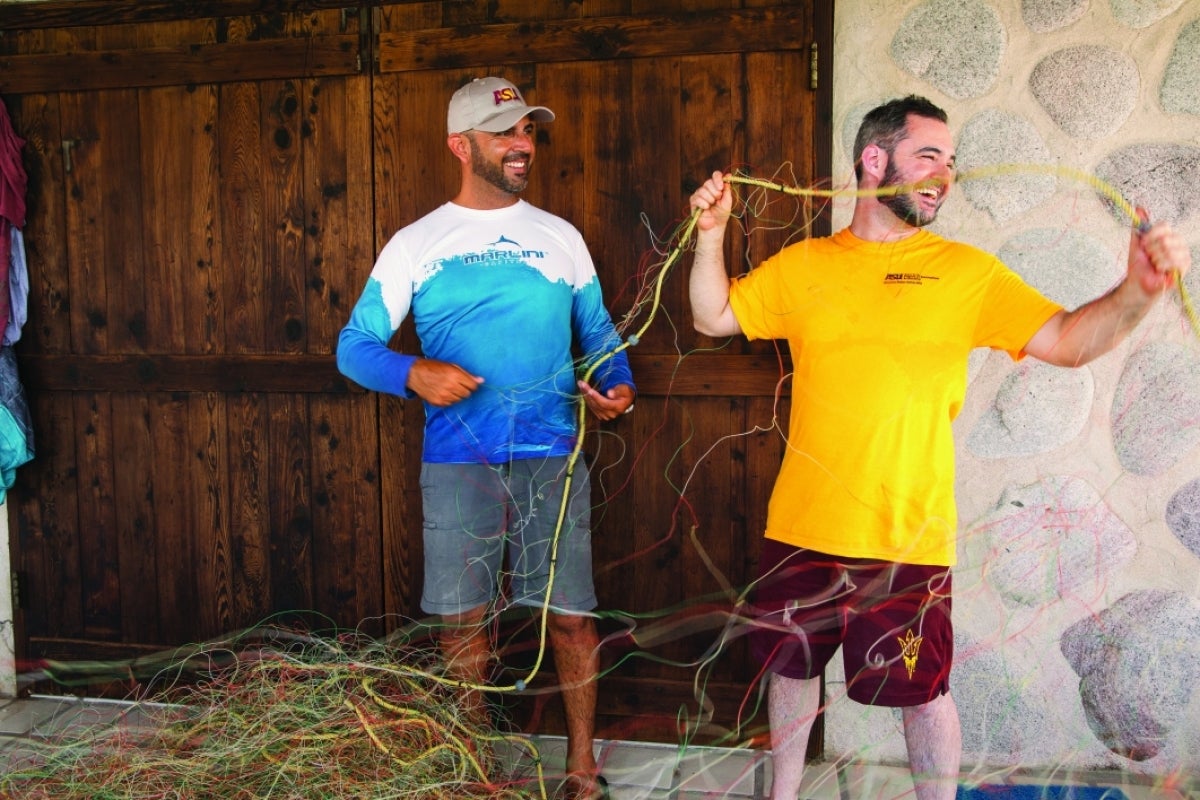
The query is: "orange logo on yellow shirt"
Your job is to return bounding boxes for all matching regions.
[897,629,923,679]
[883,273,940,285]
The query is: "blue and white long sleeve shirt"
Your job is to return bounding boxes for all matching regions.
[337,200,635,464]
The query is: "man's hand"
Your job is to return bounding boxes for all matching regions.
[577,380,635,421]
[406,358,484,406]
[1130,210,1191,296]
[690,170,734,235]
[1025,213,1193,367]
[688,170,743,338]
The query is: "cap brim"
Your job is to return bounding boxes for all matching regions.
[471,105,555,133]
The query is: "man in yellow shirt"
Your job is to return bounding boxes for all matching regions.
[687,95,1191,800]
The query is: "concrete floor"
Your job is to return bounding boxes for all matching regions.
[0,695,1191,799]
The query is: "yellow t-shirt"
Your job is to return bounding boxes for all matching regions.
[728,228,1062,566]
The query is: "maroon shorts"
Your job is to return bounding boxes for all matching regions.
[747,538,953,707]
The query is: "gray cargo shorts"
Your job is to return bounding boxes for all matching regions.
[418,456,598,616]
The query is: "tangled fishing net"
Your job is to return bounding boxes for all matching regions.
[0,627,546,799]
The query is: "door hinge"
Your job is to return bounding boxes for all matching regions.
[809,42,819,91]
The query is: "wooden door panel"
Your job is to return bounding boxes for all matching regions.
[1,1,827,752]
[59,90,135,355]
[12,393,83,644]
[10,92,70,355]
[190,391,232,636]
[139,85,221,354]
[226,392,273,625]
[217,81,269,355]
[74,392,120,639]
[260,78,308,355]
[377,7,808,72]
[109,392,162,646]
[265,392,316,619]
[310,393,384,636]
[303,76,376,355]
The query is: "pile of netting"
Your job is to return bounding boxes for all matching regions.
[0,627,546,799]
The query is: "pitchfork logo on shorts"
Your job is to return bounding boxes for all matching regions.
[897,628,923,679]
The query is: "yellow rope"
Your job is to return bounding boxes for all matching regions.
[725,165,1198,337]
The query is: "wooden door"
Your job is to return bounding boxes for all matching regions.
[0,0,830,748]
[1,4,380,658]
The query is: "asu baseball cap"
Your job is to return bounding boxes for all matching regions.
[447,77,555,134]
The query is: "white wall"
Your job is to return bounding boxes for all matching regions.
[0,507,15,697]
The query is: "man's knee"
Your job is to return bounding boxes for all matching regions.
[547,611,595,638]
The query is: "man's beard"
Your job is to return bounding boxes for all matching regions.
[469,139,529,194]
[879,160,937,227]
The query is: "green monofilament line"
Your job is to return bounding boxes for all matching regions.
[4,632,549,799]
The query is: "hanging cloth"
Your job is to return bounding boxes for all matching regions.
[0,97,26,338]
[4,229,26,346]
[0,346,32,502]
[0,96,24,227]
[0,98,32,498]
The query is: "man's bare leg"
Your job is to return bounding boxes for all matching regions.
[902,691,961,800]
[439,605,491,721]
[547,611,602,789]
[767,673,821,800]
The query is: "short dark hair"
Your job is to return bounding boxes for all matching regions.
[852,95,948,181]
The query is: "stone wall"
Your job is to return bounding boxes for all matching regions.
[826,0,1200,778]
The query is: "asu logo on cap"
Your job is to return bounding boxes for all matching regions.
[447,76,555,134]
[493,87,521,105]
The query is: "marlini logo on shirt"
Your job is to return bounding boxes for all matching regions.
[459,235,547,266]
[883,272,940,286]
[418,236,549,276]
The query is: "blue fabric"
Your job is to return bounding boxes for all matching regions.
[0,345,33,501]
[957,784,1129,799]
[5,228,28,346]
[337,201,633,464]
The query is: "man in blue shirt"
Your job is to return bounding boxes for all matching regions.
[338,76,634,799]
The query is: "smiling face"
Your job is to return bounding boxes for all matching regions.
[463,116,537,196]
[877,113,956,227]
